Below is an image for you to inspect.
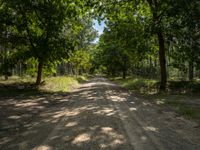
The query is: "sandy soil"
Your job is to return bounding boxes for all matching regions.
[0,77,200,150]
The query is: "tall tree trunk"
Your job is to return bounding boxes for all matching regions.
[146,0,167,91]
[149,57,153,67]
[122,70,126,79]
[157,31,167,91]
[4,47,8,80]
[36,60,43,85]
[4,31,8,80]
[189,61,194,81]
[122,58,127,79]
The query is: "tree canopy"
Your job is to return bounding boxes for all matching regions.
[0,0,199,90]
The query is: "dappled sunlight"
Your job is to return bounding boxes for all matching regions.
[143,126,159,133]
[64,105,99,117]
[36,97,46,101]
[78,91,92,96]
[142,102,152,106]
[56,99,69,102]
[65,108,83,117]
[100,82,118,86]
[94,107,116,116]
[8,115,21,119]
[49,135,61,141]
[32,145,52,150]
[65,122,78,127]
[101,127,113,133]
[140,136,147,141]
[87,95,97,100]
[15,101,39,107]
[52,110,67,118]
[1,77,198,150]
[97,127,125,149]
[129,107,137,111]
[72,133,91,145]
[101,127,124,138]
[156,100,165,105]
[79,81,117,89]
[100,139,124,149]
[41,100,49,104]
[0,92,72,148]
[109,95,126,102]
[0,78,155,149]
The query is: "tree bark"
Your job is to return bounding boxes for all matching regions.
[146,0,167,91]
[122,58,127,79]
[157,31,167,91]
[36,60,43,85]
[189,61,194,81]
[122,70,126,79]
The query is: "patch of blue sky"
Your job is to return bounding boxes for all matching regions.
[92,20,106,43]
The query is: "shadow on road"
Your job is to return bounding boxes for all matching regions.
[0,78,200,150]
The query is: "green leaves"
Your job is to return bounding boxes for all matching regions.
[68,49,92,73]
[0,0,97,82]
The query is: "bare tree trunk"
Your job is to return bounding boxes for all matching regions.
[157,31,167,91]
[146,0,167,91]
[122,70,126,79]
[36,60,43,85]
[122,58,127,79]
[189,61,194,81]
[4,31,8,80]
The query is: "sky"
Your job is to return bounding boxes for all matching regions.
[92,20,106,43]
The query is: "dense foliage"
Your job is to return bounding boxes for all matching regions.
[0,0,96,84]
[0,0,199,91]
[92,0,200,91]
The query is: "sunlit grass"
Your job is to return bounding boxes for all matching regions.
[41,76,87,92]
[0,75,88,94]
[111,77,158,94]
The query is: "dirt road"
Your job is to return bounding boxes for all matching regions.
[0,77,200,150]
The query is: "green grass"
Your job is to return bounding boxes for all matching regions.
[110,77,158,94]
[111,76,200,94]
[111,76,200,124]
[40,76,87,92]
[0,75,35,84]
[0,75,88,96]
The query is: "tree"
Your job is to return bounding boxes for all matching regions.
[58,15,97,76]
[97,13,149,78]
[0,0,88,84]
[92,0,199,90]
[68,50,92,75]
[167,0,200,81]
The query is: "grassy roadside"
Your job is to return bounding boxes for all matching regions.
[40,76,87,92]
[110,76,200,124]
[0,75,88,97]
